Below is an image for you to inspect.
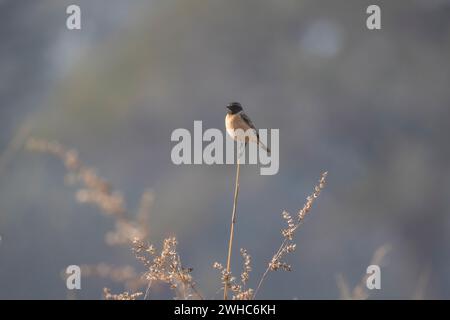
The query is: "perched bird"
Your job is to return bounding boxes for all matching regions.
[225,102,270,154]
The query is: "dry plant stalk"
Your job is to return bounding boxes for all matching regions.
[132,237,202,300]
[214,248,254,300]
[224,159,241,300]
[27,137,328,300]
[27,138,199,299]
[25,137,151,245]
[103,288,143,300]
[336,244,391,300]
[253,171,328,299]
[27,138,149,296]
[79,264,147,292]
[412,267,430,300]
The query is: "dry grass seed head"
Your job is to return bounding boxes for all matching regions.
[103,288,143,300]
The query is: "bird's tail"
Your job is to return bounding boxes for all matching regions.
[257,139,271,154]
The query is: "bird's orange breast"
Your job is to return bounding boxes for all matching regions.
[225,114,256,142]
[226,114,251,131]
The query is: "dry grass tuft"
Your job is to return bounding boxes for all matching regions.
[27,138,328,300]
[213,247,254,300]
[253,171,328,298]
[103,288,143,300]
[80,264,146,292]
[132,237,202,300]
[26,137,151,245]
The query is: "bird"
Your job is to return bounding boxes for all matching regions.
[225,102,270,154]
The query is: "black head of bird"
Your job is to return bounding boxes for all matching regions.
[226,102,243,114]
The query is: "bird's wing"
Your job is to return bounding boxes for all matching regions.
[240,112,259,140]
[240,112,257,131]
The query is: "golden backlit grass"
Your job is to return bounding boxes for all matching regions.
[26,137,328,300]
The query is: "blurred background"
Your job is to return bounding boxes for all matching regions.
[1,0,450,299]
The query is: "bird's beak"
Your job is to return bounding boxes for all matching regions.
[226,105,231,110]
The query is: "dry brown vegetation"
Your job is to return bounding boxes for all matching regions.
[26,137,328,300]
[336,244,391,300]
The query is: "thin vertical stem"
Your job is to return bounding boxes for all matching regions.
[144,280,152,300]
[224,159,240,300]
[253,239,287,299]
